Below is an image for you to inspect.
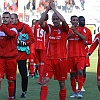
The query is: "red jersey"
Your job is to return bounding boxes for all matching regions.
[82,26,92,67]
[81,26,92,52]
[83,27,92,45]
[44,23,69,59]
[89,33,100,55]
[34,22,46,50]
[15,21,34,60]
[68,26,86,57]
[88,33,100,81]
[0,23,18,57]
[28,25,35,59]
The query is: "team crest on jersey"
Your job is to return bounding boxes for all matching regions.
[58,29,61,34]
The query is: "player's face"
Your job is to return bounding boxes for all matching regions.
[70,17,79,27]
[79,18,85,27]
[10,14,17,25]
[52,13,60,27]
[2,14,11,25]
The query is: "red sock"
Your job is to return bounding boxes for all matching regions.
[75,74,78,82]
[30,65,35,76]
[70,78,76,93]
[8,97,13,100]
[98,86,100,92]
[59,88,66,100]
[28,62,30,70]
[38,65,44,83]
[0,81,1,90]
[78,76,83,92]
[8,81,14,98]
[83,77,86,85]
[40,86,48,100]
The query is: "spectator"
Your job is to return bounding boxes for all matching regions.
[25,0,35,21]
[65,0,75,13]
[80,0,85,10]
[26,0,35,11]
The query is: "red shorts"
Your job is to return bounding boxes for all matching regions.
[27,59,34,70]
[35,49,46,63]
[67,56,85,73]
[29,53,38,64]
[43,59,68,80]
[85,56,90,67]
[0,58,17,80]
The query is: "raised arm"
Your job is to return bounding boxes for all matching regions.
[50,2,67,27]
[39,5,50,29]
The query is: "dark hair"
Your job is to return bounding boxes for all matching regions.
[78,16,85,20]
[3,12,11,17]
[70,15,78,21]
[32,19,37,25]
[11,13,18,19]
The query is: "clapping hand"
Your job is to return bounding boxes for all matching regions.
[71,25,76,32]
[49,0,55,9]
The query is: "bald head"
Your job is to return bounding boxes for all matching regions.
[52,13,57,17]
[52,13,60,27]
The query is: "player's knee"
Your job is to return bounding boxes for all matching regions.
[70,73,76,78]
[78,70,83,76]
[59,81,66,89]
[83,73,86,78]
[0,78,2,81]
[8,80,14,86]
[42,77,50,86]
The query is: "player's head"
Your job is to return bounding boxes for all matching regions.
[10,13,18,24]
[32,19,37,25]
[52,13,60,27]
[78,16,85,27]
[70,15,79,27]
[2,12,11,25]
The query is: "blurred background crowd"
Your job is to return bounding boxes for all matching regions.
[0,0,100,35]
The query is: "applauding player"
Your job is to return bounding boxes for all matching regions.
[39,1,69,100]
